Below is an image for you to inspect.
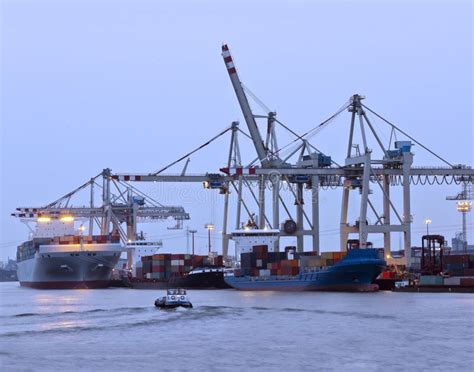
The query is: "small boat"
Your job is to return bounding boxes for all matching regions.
[154,288,193,309]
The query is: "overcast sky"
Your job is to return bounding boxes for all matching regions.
[1,0,472,261]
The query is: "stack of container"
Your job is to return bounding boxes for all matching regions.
[278,259,299,276]
[138,254,225,280]
[239,246,350,277]
[444,254,474,276]
[417,254,474,287]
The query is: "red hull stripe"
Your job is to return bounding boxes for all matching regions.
[233,284,379,292]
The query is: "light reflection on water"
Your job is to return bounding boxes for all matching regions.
[32,291,92,314]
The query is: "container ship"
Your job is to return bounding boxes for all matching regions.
[224,229,386,292]
[16,218,122,289]
[225,245,385,292]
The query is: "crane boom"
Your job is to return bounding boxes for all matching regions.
[222,44,269,165]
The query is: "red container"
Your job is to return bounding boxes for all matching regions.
[381,271,391,279]
[152,266,166,273]
[444,255,469,264]
[171,254,185,260]
[96,236,106,243]
[460,278,474,287]
[253,245,268,253]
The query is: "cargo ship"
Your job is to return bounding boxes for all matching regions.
[16,219,122,289]
[123,253,229,289]
[169,266,231,289]
[224,229,386,292]
[225,248,385,292]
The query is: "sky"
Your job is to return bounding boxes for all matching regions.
[0,0,473,261]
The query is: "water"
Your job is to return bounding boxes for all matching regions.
[1,282,473,371]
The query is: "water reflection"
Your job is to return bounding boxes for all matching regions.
[33,290,92,314]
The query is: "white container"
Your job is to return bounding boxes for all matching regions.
[444,277,461,286]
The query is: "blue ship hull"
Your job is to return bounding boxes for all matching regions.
[225,249,386,292]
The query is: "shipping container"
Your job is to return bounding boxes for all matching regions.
[460,277,474,287]
[444,255,469,264]
[462,268,474,276]
[253,245,268,254]
[419,275,444,286]
[443,277,461,286]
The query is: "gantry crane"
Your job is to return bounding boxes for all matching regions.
[12,168,190,244]
[110,44,473,267]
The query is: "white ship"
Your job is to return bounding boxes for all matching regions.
[17,218,122,289]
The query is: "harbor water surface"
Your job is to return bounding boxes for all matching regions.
[1,282,473,371]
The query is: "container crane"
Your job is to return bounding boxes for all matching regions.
[109,44,474,266]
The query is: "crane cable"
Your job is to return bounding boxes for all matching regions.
[361,104,454,168]
[241,83,273,114]
[117,180,165,208]
[271,100,350,164]
[44,172,102,208]
[149,126,232,176]
[241,81,349,164]
[245,102,349,168]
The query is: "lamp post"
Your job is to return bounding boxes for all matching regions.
[204,224,214,254]
[189,230,197,255]
[424,218,432,236]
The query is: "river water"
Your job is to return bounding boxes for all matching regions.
[0,282,473,371]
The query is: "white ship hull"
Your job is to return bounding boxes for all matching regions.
[17,243,122,289]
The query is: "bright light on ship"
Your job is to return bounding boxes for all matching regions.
[37,217,51,223]
[60,215,74,222]
[457,201,472,213]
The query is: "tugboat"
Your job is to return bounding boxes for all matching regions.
[154,288,193,309]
